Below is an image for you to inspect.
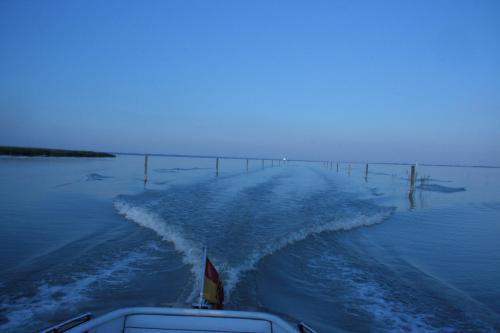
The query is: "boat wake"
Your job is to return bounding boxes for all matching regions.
[306,252,448,332]
[113,199,202,270]
[223,209,394,297]
[114,193,395,301]
[0,247,156,332]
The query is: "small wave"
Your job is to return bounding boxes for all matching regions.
[114,197,394,303]
[356,282,440,332]
[370,171,394,177]
[154,168,176,173]
[154,167,209,173]
[86,173,112,181]
[0,250,148,332]
[417,184,466,193]
[54,182,75,188]
[114,199,201,299]
[114,199,200,267]
[369,187,384,196]
[223,208,395,298]
[307,254,444,332]
[418,177,452,183]
[308,251,498,332]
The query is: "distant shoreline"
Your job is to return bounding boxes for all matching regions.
[0,146,115,158]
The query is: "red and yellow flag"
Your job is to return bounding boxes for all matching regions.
[203,257,224,309]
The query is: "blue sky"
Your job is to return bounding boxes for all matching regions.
[1,0,499,164]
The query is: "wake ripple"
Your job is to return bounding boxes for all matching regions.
[224,209,395,297]
[0,249,150,332]
[114,197,394,301]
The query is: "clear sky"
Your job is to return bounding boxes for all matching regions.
[1,0,499,165]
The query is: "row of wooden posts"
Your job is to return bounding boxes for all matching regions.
[321,160,418,202]
[143,155,418,193]
[216,157,286,175]
[143,155,288,181]
[321,160,418,207]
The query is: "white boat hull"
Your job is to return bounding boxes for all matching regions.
[41,306,317,333]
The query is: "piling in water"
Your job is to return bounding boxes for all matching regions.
[144,155,148,183]
[410,165,417,190]
[408,164,417,208]
[246,159,249,172]
[216,157,219,176]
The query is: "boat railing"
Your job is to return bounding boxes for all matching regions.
[40,313,92,333]
[298,321,318,333]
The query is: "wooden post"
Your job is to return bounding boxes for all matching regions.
[365,163,369,178]
[144,155,148,183]
[246,159,249,172]
[410,165,416,190]
[407,164,417,208]
[216,157,219,176]
[336,162,339,172]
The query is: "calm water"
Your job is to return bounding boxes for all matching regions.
[0,156,499,332]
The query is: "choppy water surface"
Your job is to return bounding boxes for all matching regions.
[0,156,499,332]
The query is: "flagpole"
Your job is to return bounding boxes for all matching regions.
[198,246,207,308]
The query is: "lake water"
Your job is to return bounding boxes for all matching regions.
[0,156,499,332]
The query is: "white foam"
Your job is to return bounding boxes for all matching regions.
[356,280,440,332]
[308,254,447,333]
[114,199,200,266]
[0,251,147,332]
[114,199,203,301]
[224,210,394,298]
[114,197,394,303]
